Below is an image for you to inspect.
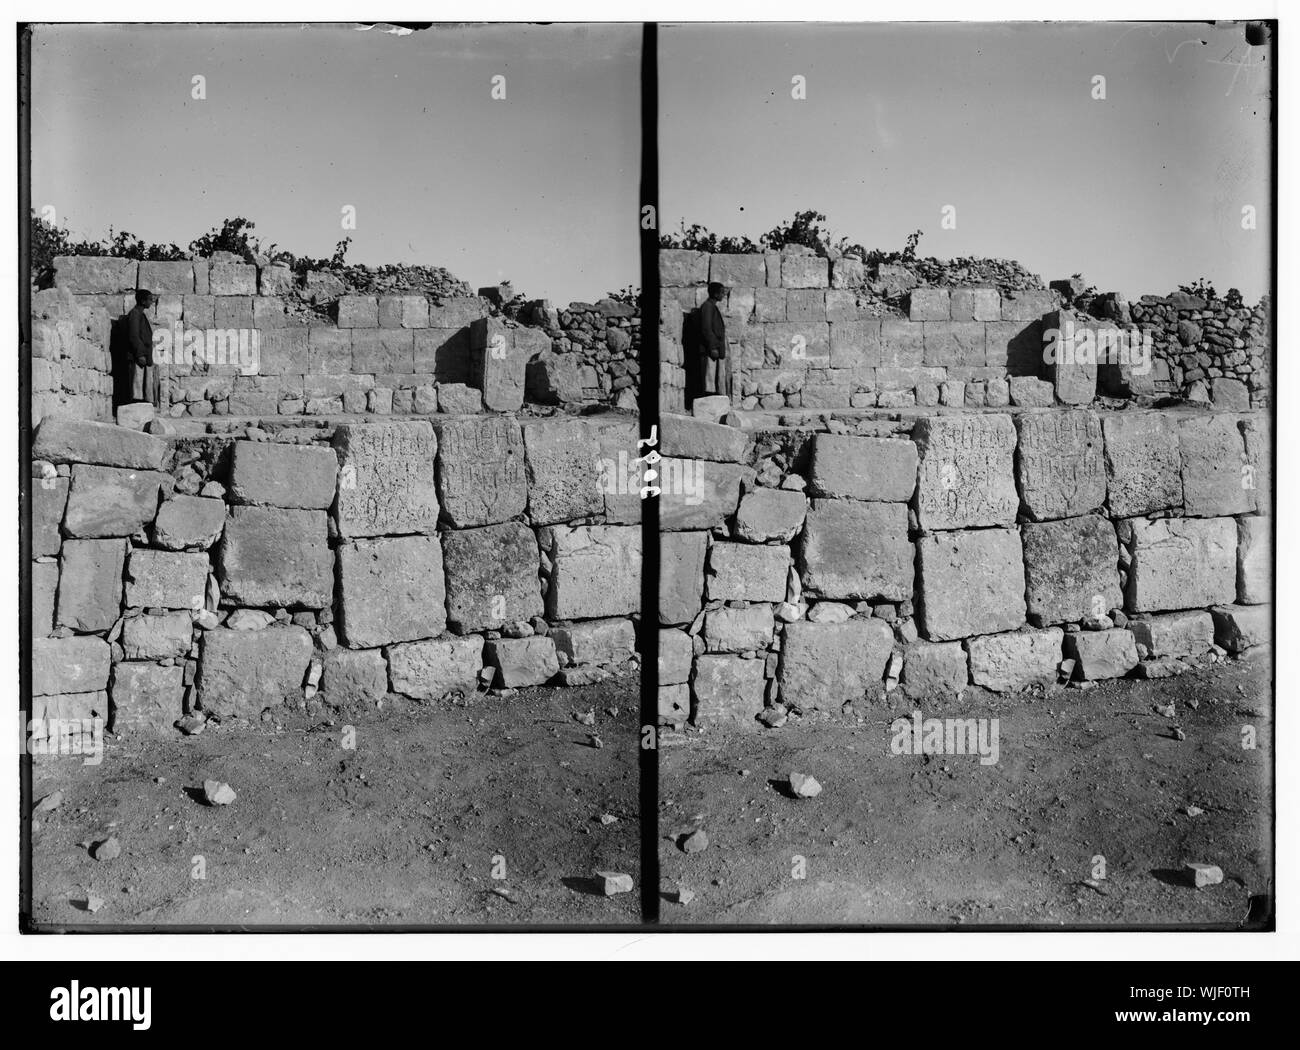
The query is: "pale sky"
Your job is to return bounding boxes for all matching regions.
[32,23,642,305]
[661,22,1273,302]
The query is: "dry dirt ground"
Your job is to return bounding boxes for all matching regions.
[659,648,1273,928]
[29,677,640,929]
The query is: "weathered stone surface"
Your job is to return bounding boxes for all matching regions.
[1126,517,1236,612]
[660,413,750,463]
[55,538,125,632]
[33,635,111,695]
[208,261,257,295]
[550,618,636,666]
[1015,410,1106,521]
[334,420,439,537]
[1103,412,1182,517]
[734,487,807,543]
[909,287,950,321]
[659,458,754,531]
[779,619,894,709]
[228,441,338,510]
[917,529,1026,641]
[707,542,789,603]
[33,477,68,556]
[470,318,527,411]
[542,524,640,621]
[121,611,192,660]
[1044,312,1098,404]
[710,253,766,287]
[659,683,690,725]
[337,535,446,648]
[1127,611,1214,658]
[433,415,526,527]
[590,415,642,525]
[902,639,969,696]
[33,561,58,636]
[198,625,313,718]
[1021,514,1121,626]
[1008,376,1055,407]
[386,636,483,699]
[704,605,775,653]
[218,507,332,609]
[1237,516,1270,604]
[1178,414,1250,517]
[320,648,389,703]
[483,636,559,687]
[1210,605,1269,653]
[1240,413,1270,514]
[522,418,605,525]
[800,499,912,601]
[124,548,210,610]
[912,414,1018,529]
[153,495,226,550]
[658,629,693,686]
[436,382,483,414]
[782,254,828,289]
[660,249,708,287]
[110,662,184,734]
[808,433,917,502]
[692,654,765,727]
[1064,628,1138,680]
[967,628,1063,691]
[442,521,542,632]
[660,530,708,624]
[53,255,137,293]
[64,464,169,537]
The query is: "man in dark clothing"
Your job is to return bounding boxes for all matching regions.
[697,281,731,398]
[125,289,157,405]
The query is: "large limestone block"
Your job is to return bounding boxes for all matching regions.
[1064,628,1138,680]
[916,529,1026,641]
[659,249,708,287]
[1103,412,1182,517]
[1015,410,1106,521]
[217,507,332,609]
[1237,515,1270,604]
[33,477,69,556]
[1210,605,1270,653]
[779,619,894,709]
[704,605,775,653]
[912,414,1018,529]
[228,440,338,510]
[660,530,708,625]
[966,628,1063,691]
[902,639,969,696]
[33,635,111,696]
[433,415,526,527]
[120,611,193,660]
[110,662,184,734]
[550,618,637,666]
[334,420,440,538]
[483,636,559,687]
[692,654,765,727]
[56,538,125,632]
[658,629,693,686]
[197,625,313,718]
[800,499,913,601]
[153,495,226,550]
[660,413,751,463]
[386,636,483,699]
[337,535,446,648]
[320,648,389,703]
[442,521,543,632]
[1178,414,1250,517]
[542,524,641,620]
[1128,611,1214,658]
[124,548,210,610]
[707,542,789,603]
[734,487,807,543]
[523,417,605,525]
[53,255,137,293]
[659,458,753,531]
[64,464,169,537]
[1126,517,1236,613]
[1021,514,1121,626]
[808,433,917,502]
[709,253,766,287]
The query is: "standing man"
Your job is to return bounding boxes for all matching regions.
[697,280,731,399]
[125,289,157,406]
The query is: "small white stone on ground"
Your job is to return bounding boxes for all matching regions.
[789,771,822,798]
[1186,862,1224,888]
[596,871,633,895]
[202,779,237,806]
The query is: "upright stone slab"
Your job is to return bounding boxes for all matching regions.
[442,521,543,632]
[542,524,641,621]
[692,655,765,727]
[658,629,693,686]
[660,530,708,624]
[386,636,484,699]
[912,414,1018,530]
[110,663,184,734]
[333,420,440,538]
[63,464,169,538]
[33,562,57,637]
[1044,311,1098,405]
[228,441,338,509]
[124,548,211,610]
[779,619,894,709]
[1178,414,1250,517]
[800,499,913,601]
[1021,514,1122,626]
[1015,410,1106,521]
[522,417,605,525]
[433,415,526,527]
[808,433,918,502]
[966,629,1063,692]
[1126,517,1236,613]
[198,625,314,719]
[337,535,446,648]
[470,318,527,411]
[218,507,333,609]
[33,477,69,557]
[1237,515,1270,604]
[1102,412,1182,517]
[56,538,125,632]
[917,529,1026,641]
[707,542,789,603]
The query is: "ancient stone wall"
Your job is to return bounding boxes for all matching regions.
[656,405,1271,730]
[31,412,642,737]
[31,287,115,425]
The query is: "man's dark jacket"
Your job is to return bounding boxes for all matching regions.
[698,298,727,359]
[126,306,153,366]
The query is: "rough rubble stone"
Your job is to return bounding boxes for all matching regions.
[916,528,1026,641]
[433,415,526,527]
[1126,517,1236,613]
[197,625,314,719]
[808,433,917,502]
[734,487,807,543]
[1210,605,1269,653]
[337,535,446,648]
[217,506,332,609]
[707,542,789,603]
[1021,514,1121,626]
[333,420,440,538]
[153,495,226,550]
[800,499,913,601]
[1015,410,1106,521]
[483,636,559,687]
[442,521,543,632]
[966,628,1063,691]
[779,619,894,709]
[912,414,1018,529]
[1064,628,1139,680]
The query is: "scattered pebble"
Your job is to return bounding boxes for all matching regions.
[90,837,121,862]
[586,733,603,750]
[1171,727,1187,741]
[1186,862,1224,889]
[573,708,596,726]
[599,813,618,826]
[789,772,822,798]
[672,885,695,906]
[596,871,633,896]
[680,828,710,854]
[175,714,206,736]
[33,790,64,814]
[202,780,237,806]
[1184,805,1205,817]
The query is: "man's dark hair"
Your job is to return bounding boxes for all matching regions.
[707,281,725,297]
[135,289,153,306]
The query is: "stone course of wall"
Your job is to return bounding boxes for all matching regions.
[31,287,115,424]
[656,405,1271,730]
[31,411,642,739]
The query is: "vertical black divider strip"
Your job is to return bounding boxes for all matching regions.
[18,23,34,930]
[638,21,660,925]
